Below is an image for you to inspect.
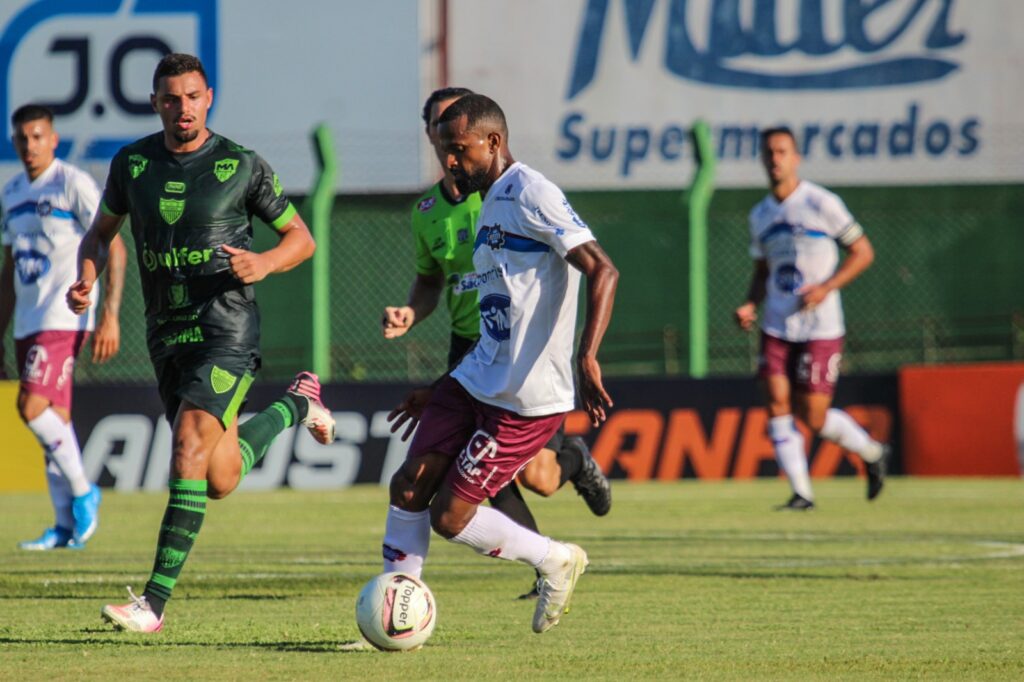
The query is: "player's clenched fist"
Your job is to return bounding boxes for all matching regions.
[66,279,94,315]
[734,301,758,331]
[222,244,271,284]
[381,306,414,339]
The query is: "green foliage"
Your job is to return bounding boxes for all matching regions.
[1,480,1023,680]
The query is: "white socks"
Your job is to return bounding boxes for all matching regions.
[450,504,560,569]
[382,506,430,577]
[769,415,813,501]
[45,457,75,529]
[820,409,883,463]
[27,409,91,497]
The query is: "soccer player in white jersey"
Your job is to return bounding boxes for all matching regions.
[0,104,126,547]
[381,94,618,633]
[735,127,888,511]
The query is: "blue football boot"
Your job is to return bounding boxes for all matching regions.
[72,484,102,544]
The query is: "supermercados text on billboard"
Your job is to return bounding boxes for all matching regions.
[559,0,978,177]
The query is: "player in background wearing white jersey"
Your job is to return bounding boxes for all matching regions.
[382,94,618,633]
[0,104,126,547]
[735,127,888,511]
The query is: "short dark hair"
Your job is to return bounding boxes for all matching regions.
[437,93,508,137]
[11,104,54,128]
[152,53,207,93]
[421,87,474,127]
[761,126,799,149]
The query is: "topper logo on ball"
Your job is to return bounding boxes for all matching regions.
[567,0,965,97]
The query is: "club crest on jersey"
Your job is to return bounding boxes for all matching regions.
[35,200,52,216]
[418,196,436,212]
[214,158,239,182]
[159,198,185,225]
[483,224,505,250]
[129,154,148,179]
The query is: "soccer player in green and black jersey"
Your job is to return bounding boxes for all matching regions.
[68,53,335,633]
[381,88,612,599]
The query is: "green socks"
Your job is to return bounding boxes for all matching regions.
[143,479,207,616]
[238,395,301,478]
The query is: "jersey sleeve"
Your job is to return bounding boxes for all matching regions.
[821,191,864,246]
[101,151,129,216]
[410,205,441,276]
[517,180,595,257]
[69,169,102,234]
[246,153,296,230]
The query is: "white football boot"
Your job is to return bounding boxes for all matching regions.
[286,371,336,444]
[533,543,589,633]
[101,587,164,633]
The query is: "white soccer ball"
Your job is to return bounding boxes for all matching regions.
[355,571,437,652]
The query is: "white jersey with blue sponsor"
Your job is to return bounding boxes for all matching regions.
[452,162,595,416]
[748,180,865,342]
[1,159,100,338]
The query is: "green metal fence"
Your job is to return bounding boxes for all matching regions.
[3,184,1022,384]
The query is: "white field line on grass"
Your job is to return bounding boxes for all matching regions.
[29,542,1024,585]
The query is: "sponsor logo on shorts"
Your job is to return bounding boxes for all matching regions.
[456,429,500,487]
[214,158,239,182]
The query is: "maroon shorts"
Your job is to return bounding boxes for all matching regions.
[15,330,89,410]
[408,376,566,504]
[758,332,843,395]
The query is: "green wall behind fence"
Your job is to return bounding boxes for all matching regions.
[5,184,1021,384]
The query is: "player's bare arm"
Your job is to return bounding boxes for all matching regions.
[221,214,315,284]
[567,239,619,426]
[799,234,875,309]
[68,211,125,315]
[736,259,769,330]
[91,234,126,363]
[382,271,445,339]
[0,246,15,378]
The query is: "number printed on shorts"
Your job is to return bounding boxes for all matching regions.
[456,430,500,488]
[797,351,842,387]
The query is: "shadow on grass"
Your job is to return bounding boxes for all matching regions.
[0,634,372,653]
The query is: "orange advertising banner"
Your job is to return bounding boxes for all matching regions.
[899,363,1024,476]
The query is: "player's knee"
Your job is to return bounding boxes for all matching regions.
[206,482,232,500]
[428,501,466,539]
[805,413,826,433]
[521,476,558,497]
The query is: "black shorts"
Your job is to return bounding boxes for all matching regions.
[153,347,259,428]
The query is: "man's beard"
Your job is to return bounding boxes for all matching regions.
[453,167,488,195]
[173,127,201,144]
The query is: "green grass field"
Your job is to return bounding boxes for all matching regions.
[1,478,1022,680]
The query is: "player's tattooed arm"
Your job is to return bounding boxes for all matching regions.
[567,240,619,427]
[68,211,125,315]
[92,234,127,363]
